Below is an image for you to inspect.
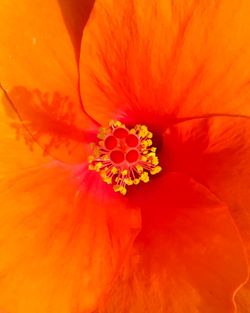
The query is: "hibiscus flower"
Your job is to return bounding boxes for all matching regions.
[1,1,250,313]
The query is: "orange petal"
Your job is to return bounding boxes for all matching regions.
[0,0,98,163]
[80,0,250,128]
[236,281,250,313]
[0,95,140,312]
[0,91,51,176]
[0,165,141,313]
[99,173,247,313]
[80,0,172,128]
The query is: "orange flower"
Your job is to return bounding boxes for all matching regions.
[1,1,250,313]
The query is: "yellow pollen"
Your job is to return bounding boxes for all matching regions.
[121,169,128,176]
[150,166,162,175]
[88,120,162,195]
[133,178,140,185]
[111,167,118,174]
[140,172,149,183]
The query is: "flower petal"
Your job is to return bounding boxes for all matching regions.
[80,0,250,128]
[98,173,247,313]
[0,0,98,163]
[236,282,250,313]
[58,0,95,60]
[0,92,51,176]
[164,116,250,312]
[80,0,172,129]
[0,165,141,313]
[0,96,140,312]
[165,116,250,242]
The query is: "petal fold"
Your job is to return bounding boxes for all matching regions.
[58,0,95,60]
[164,116,250,311]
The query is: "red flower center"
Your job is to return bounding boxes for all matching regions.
[88,121,162,195]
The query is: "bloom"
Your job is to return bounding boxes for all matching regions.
[1,0,250,313]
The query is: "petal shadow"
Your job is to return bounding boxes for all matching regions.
[1,85,98,163]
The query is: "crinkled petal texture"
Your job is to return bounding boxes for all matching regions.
[1,73,141,313]
[0,102,141,313]
[0,0,98,163]
[164,116,250,311]
[97,173,247,313]
[80,0,250,129]
[0,166,141,313]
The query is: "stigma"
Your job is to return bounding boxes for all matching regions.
[88,121,162,195]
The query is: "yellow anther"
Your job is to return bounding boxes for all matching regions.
[138,125,149,138]
[111,167,118,174]
[151,156,159,165]
[150,166,162,175]
[140,172,149,183]
[134,178,140,185]
[113,185,127,195]
[103,155,109,161]
[120,187,127,195]
[110,120,122,127]
[121,169,128,176]
[151,147,156,152]
[136,165,143,173]
[124,178,133,185]
[141,156,147,162]
[113,185,122,192]
[146,139,152,147]
[103,176,112,184]
[148,152,156,158]
[147,132,153,138]
[94,162,102,172]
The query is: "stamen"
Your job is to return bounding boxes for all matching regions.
[88,120,162,195]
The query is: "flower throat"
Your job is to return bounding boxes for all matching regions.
[88,121,162,195]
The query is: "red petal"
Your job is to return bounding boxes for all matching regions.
[165,116,250,241]
[101,173,247,313]
[165,116,250,311]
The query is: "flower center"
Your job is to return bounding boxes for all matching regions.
[88,120,162,195]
